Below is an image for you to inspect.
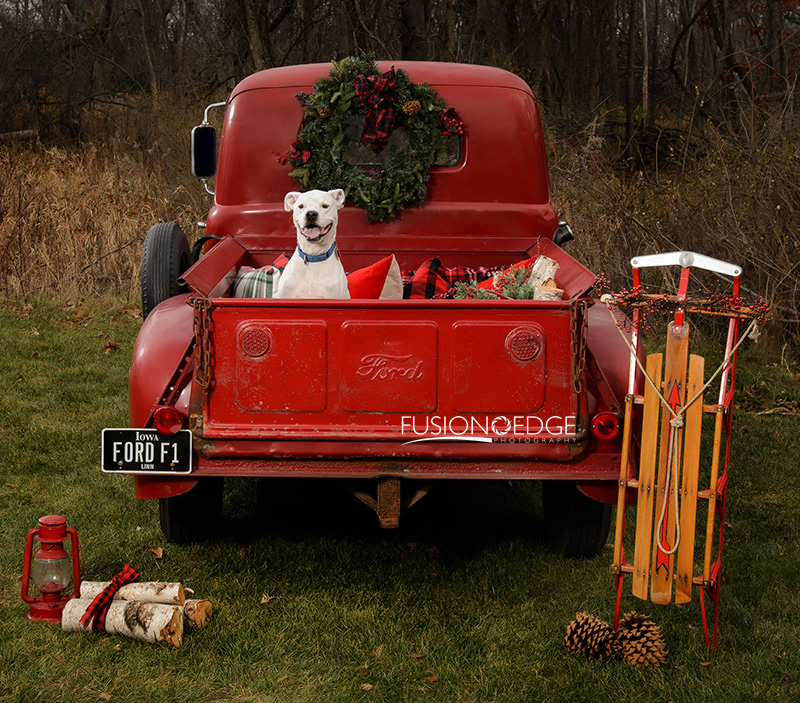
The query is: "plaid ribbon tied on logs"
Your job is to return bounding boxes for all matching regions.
[79,563,141,632]
[353,67,398,153]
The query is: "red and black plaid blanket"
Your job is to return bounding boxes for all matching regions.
[401,257,502,299]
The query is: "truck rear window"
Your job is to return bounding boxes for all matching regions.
[342,115,461,167]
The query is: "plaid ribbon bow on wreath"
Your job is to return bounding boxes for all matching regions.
[353,67,398,153]
[79,563,141,632]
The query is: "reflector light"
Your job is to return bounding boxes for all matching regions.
[505,327,544,363]
[240,326,273,358]
[591,412,621,440]
[153,406,184,435]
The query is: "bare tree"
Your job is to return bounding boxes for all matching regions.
[0,0,796,144]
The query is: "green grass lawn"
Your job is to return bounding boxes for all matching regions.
[1,299,798,702]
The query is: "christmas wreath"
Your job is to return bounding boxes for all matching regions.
[285,55,464,222]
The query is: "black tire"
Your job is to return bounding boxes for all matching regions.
[542,481,612,558]
[141,222,190,319]
[159,477,224,543]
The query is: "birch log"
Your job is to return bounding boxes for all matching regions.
[534,282,564,301]
[528,256,559,288]
[79,581,185,605]
[183,599,213,628]
[62,599,183,647]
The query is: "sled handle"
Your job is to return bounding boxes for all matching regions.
[630,251,741,277]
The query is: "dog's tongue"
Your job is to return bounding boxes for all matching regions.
[302,224,330,241]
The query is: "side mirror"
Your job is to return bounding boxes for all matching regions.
[553,221,575,247]
[191,125,217,179]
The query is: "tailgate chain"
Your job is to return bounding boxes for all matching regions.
[191,297,214,389]
[570,301,588,394]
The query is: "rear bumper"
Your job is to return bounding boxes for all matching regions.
[133,447,620,499]
[191,451,619,481]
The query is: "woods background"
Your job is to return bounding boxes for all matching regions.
[0,0,798,341]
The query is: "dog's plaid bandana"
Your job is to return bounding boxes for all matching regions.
[79,563,140,632]
[353,67,398,153]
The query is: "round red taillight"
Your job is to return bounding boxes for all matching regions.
[153,406,184,435]
[591,412,621,440]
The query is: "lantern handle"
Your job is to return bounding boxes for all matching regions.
[66,526,82,598]
[20,527,38,604]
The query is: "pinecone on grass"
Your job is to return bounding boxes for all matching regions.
[564,612,620,661]
[616,612,668,668]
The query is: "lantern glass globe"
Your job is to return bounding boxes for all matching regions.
[31,553,73,593]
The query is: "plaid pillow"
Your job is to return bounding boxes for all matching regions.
[272,252,291,271]
[234,266,281,298]
[403,257,449,299]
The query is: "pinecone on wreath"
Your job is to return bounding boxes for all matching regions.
[564,612,620,661]
[616,612,668,668]
[402,100,422,116]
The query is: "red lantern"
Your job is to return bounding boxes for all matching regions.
[21,515,81,623]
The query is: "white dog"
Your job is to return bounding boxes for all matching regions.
[275,189,349,299]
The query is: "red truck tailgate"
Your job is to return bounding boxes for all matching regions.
[192,297,587,459]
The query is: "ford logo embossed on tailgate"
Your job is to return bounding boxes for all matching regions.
[341,321,438,412]
[356,354,424,381]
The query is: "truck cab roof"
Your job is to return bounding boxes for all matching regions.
[230,62,536,97]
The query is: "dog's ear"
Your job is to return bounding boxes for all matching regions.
[284,191,302,212]
[328,189,346,209]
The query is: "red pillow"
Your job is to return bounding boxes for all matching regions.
[477,256,538,290]
[347,255,403,299]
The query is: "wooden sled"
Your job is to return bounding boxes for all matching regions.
[608,251,753,651]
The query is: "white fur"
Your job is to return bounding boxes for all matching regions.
[275,189,349,299]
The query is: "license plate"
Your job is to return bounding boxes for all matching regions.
[102,429,193,474]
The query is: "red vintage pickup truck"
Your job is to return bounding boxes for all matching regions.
[103,61,633,556]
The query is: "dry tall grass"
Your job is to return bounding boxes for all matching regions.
[1,116,797,342]
[549,122,800,342]
[0,143,205,300]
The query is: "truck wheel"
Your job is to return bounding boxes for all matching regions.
[141,222,190,319]
[542,481,611,558]
[158,477,224,543]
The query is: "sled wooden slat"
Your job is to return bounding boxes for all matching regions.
[632,353,663,600]
[651,322,690,605]
[676,354,705,604]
